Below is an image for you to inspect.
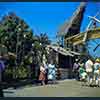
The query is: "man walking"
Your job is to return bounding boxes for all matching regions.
[85,58,94,86]
[73,59,80,80]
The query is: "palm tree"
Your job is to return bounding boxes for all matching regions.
[30,33,51,78]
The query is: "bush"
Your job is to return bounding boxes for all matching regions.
[24,56,33,65]
[4,66,13,81]
[4,63,36,80]
[16,66,29,79]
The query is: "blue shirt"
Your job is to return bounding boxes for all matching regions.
[0,60,5,72]
[48,64,57,80]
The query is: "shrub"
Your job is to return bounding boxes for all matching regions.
[4,66,13,81]
[16,66,29,79]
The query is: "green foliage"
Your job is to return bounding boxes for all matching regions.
[33,33,51,64]
[5,67,13,75]
[4,66,13,80]
[0,12,51,79]
[4,65,29,79]
[24,55,33,65]
[0,12,33,62]
[16,66,29,78]
[34,41,41,50]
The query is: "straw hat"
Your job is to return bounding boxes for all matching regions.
[95,58,100,62]
[79,63,84,67]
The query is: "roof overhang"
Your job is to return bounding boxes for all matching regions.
[47,45,81,57]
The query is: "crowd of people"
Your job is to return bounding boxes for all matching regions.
[38,57,100,87]
[38,61,57,85]
[73,57,100,87]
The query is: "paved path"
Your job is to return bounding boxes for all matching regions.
[3,79,100,97]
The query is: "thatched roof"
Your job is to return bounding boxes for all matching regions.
[58,2,86,37]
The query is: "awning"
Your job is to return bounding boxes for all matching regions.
[69,51,81,56]
[47,45,74,57]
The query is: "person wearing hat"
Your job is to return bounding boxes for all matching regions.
[73,59,80,80]
[93,58,100,87]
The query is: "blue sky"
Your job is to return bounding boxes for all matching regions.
[0,2,100,42]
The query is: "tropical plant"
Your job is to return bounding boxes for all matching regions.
[0,12,33,64]
[0,12,34,79]
[34,33,51,62]
[0,12,51,80]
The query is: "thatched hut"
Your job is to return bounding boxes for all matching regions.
[46,45,80,79]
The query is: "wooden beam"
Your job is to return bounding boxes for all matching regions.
[88,32,100,40]
[65,28,100,41]
[72,32,100,45]
[73,41,83,46]
[65,28,100,45]
[65,33,81,41]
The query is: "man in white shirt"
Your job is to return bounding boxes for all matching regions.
[73,59,80,80]
[85,58,94,86]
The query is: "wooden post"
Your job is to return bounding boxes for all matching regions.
[56,51,61,80]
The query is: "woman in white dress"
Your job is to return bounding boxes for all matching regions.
[48,61,57,83]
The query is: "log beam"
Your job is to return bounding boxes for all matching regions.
[65,28,100,45]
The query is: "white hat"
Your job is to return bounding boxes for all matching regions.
[75,59,78,62]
